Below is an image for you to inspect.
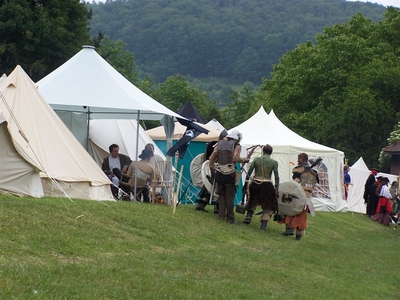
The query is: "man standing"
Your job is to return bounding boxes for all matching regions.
[363,168,378,206]
[209,130,247,224]
[126,148,155,202]
[281,153,318,240]
[102,144,132,196]
[242,144,279,232]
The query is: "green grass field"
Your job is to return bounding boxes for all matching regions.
[0,195,399,299]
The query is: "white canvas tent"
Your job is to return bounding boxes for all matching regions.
[36,46,184,202]
[205,118,226,132]
[36,46,183,149]
[347,157,398,214]
[0,65,113,200]
[230,106,346,212]
[0,113,43,197]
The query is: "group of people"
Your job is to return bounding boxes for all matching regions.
[195,129,319,240]
[363,168,399,226]
[102,143,156,202]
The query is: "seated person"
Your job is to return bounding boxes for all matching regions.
[125,148,155,202]
[145,143,163,181]
[102,143,132,196]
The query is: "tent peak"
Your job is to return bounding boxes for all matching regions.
[82,45,95,50]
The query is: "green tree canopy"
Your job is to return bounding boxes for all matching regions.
[259,8,400,167]
[0,0,91,81]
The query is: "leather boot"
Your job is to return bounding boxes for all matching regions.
[242,210,254,224]
[260,220,267,231]
[280,226,294,236]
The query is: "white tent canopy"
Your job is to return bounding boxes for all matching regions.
[230,106,346,212]
[36,46,182,121]
[347,157,398,214]
[0,66,113,200]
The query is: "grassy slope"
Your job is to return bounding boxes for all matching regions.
[0,195,399,299]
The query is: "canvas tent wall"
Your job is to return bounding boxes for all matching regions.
[347,157,398,214]
[0,65,113,200]
[206,118,226,131]
[88,119,166,177]
[230,106,346,212]
[0,113,43,197]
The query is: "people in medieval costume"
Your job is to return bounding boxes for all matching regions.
[195,130,228,212]
[343,165,351,200]
[209,130,248,224]
[363,168,378,206]
[242,144,279,232]
[281,153,318,240]
[371,177,392,226]
[367,176,382,217]
[125,148,155,203]
[102,143,132,197]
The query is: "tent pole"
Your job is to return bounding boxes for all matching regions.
[133,111,141,201]
[86,107,91,151]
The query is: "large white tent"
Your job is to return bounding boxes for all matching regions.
[36,45,183,150]
[347,157,398,214]
[230,106,346,212]
[36,46,185,202]
[0,66,113,200]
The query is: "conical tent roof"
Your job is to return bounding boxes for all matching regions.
[37,46,182,121]
[146,121,220,142]
[0,65,113,200]
[177,101,205,124]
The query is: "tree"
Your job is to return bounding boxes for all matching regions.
[96,35,139,85]
[0,0,91,81]
[150,74,221,124]
[256,9,400,167]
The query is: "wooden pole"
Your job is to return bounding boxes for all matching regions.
[173,165,184,214]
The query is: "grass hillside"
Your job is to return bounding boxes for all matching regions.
[0,195,399,299]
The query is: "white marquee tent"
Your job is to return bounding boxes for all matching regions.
[36,46,185,202]
[0,65,113,200]
[36,45,183,150]
[230,106,346,212]
[347,157,398,214]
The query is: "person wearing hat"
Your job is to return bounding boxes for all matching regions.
[209,129,248,224]
[242,144,279,232]
[366,176,382,216]
[371,177,392,225]
[125,148,155,202]
[363,168,378,206]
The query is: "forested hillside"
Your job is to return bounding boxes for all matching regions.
[87,0,385,85]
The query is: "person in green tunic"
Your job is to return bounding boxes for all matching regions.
[242,144,279,232]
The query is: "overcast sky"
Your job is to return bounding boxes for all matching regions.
[347,0,400,7]
[94,0,400,6]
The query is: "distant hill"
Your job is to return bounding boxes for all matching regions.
[88,0,385,85]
